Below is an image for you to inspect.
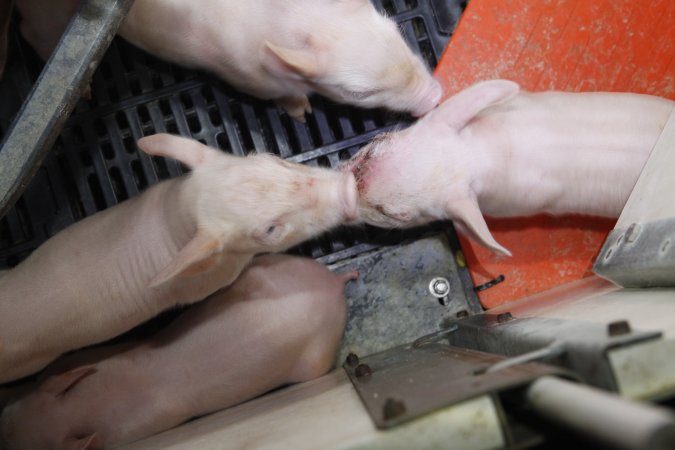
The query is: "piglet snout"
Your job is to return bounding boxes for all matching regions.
[411,77,443,117]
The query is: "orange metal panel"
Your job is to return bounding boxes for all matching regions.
[433,0,675,309]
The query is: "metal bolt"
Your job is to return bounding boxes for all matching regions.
[497,312,514,323]
[382,398,406,421]
[355,363,372,378]
[346,353,359,367]
[625,223,642,243]
[456,309,469,319]
[429,277,450,298]
[608,320,631,336]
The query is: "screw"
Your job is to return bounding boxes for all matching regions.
[456,309,469,319]
[355,363,372,378]
[497,312,514,323]
[346,353,359,367]
[608,320,631,336]
[382,398,406,421]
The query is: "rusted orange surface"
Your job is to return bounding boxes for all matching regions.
[434,0,675,309]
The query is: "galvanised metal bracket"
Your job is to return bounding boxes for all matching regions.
[594,219,675,287]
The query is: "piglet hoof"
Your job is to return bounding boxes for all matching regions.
[338,270,359,283]
[61,432,104,450]
[277,95,312,122]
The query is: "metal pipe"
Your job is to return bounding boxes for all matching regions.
[526,376,675,450]
[0,0,135,219]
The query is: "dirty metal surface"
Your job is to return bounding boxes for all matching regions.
[609,338,675,402]
[447,314,662,392]
[595,218,675,288]
[343,336,570,430]
[0,0,135,219]
[330,231,481,366]
[594,109,675,288]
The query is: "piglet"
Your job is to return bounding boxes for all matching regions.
[12,0,441,120]
[0,133,357,383]
[0,254,357,450]
[120,0,441,120]
[345,79,674,255]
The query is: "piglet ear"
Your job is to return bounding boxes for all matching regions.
[149,232,222,288]
[60,433,104,450]
[262,41,321,80]
[137,133,221,169]
[40,366,97,396]
[438,79,520,130]
[447,196,512,257]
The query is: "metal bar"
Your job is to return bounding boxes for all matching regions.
[594,217,675,287]
[0,0,135,219]
[526,376,675,450]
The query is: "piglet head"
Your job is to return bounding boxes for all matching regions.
[261,0,441,116]
[137,134,358,287]
[346,79,520,256]
[0,367,103,450]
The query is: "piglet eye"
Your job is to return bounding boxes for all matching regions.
[252,221,285,246]
[338,87,382,101]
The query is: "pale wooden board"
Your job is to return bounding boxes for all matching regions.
[117,371,504,450]
[489,276,675,339]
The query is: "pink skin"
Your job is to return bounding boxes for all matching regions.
[0,133,358,383]
[345,79,674,256]
[0,254,358,450]
[12,0,440,121]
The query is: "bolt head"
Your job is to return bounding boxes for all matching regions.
[346,353,359,367]
[497,312,514,323]
[355,363,372,378]
[429,277,450,298]
[608,320,631,336]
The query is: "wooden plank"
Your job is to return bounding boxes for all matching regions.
[118,371,503,450]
